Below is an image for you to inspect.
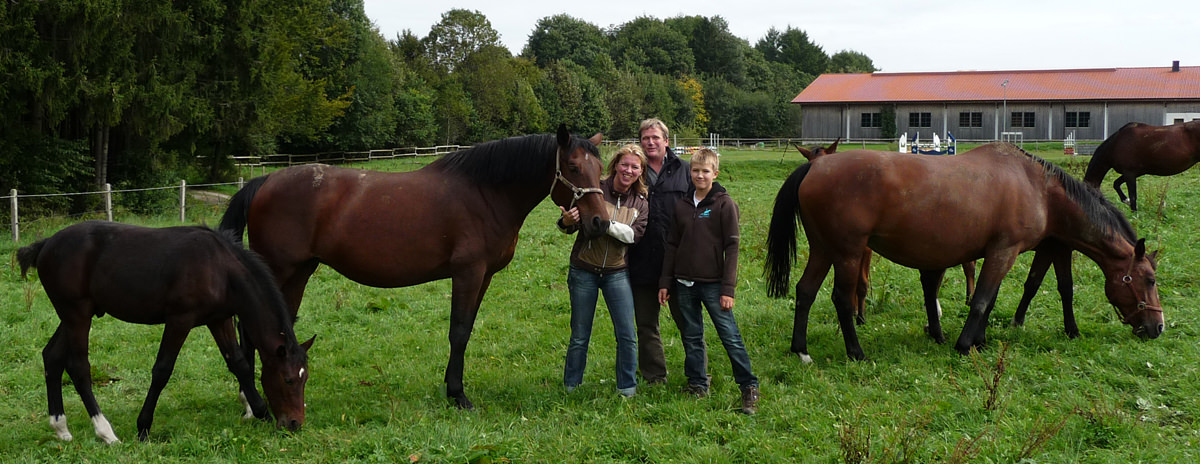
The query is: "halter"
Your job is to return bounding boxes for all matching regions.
[1113,264,1162,324]
[551,146,604,209]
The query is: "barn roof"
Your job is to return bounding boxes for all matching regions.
[792,65,1200,104]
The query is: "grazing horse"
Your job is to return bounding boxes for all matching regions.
[1084,120,1200,211]
[219,125,609,410]
[764,143,1162,361]
[17,221,313,443]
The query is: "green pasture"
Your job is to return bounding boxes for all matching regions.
[2,145,1197,463]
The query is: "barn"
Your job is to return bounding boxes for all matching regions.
[792,62,1200,144]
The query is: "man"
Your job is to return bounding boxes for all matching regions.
[626,118,697,384]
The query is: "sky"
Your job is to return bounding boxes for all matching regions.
[364,0,1198,73]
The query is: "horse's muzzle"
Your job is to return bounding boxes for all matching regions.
[277,416,303,432]
[1133,322,1164,340]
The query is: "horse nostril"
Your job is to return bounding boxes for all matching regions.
[1157,324,1165,335]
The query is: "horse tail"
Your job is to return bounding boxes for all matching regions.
[218,175,269,244]
[16,239,47,279]
[764,162,813,298]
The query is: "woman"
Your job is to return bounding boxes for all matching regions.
[558,144,650,397]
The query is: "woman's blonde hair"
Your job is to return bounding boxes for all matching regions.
[607,144,648,195]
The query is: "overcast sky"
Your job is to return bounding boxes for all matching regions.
[365,0,1198,73]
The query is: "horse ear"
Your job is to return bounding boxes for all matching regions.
[301,335,316,352]
[589,133,603,146]
[829,137,841,153]
[1135,238,1146,258]
[796,145,814,160]
[556,124,569,147]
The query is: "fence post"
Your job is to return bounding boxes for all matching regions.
[104,183,113,221]
[179,180,187,223]
[238,177,244,191]
[10,189,17,243]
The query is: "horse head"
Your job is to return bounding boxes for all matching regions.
[795,138,841,161]
[551,124,610,238]
[259,335,315,431]
[1103,239,1163,339]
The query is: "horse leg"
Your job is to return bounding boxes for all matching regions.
[855,251,871,325]
[445,269,491,410]
[1126,175,1139,212]
[792,251,832,363]
[56,314,119,444]
[831,257,867,360]
[43,324,74,441]
[1050,248,1078,338]
[1011,248,1053,328]
[919,269,947,343]
[1112,176,1129,206]
[954,251,1018,354]
[962,260,977,305]
[209,318,269,420]
[136,323,192,441]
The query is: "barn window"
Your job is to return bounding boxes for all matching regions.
[1065,111,1090,128]
[908,112,931,127]
[958,112,982,128]
[861,112,881,128]
[1010,112,1035,128]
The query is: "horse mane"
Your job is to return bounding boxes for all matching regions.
[1016,146,1138,244]
[429,133,598,185]
[215,228,305,351]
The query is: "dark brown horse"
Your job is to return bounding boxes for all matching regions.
[17,221,313,443]
[219,125,609,409]
[765,143,1162,360]
[1084,120,1200,211]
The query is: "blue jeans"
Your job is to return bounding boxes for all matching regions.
[565,266,638,391]
[675,281,758,389]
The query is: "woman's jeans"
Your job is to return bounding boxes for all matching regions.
[675,281,758,389]
[565,266,638,391]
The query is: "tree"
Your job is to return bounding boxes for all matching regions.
[522,15,609,69]
[755,26,829,76]
[669,15,747,86]
[422,9,501,74]
[829,50,878,73]
[611,17,695,77]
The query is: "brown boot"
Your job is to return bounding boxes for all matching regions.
[739,385,759,415]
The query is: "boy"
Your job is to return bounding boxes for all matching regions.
[657,148,759,414]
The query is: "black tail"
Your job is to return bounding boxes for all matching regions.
[764,162,813,298]
[16,239,47,279]
[218,175,269,244]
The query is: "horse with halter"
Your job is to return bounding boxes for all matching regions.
[18,221,312,443]
[765,143,1162,360]
[219,124,609,409]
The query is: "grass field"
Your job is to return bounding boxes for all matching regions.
[2,143,1198,463]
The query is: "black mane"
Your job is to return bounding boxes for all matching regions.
[429,133,598,185]
[1016,146,1138,244]
[216,228,304,352]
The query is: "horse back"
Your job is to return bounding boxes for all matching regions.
[246,164,493,287]
[34,221,245,325]
[798,147,1050,268]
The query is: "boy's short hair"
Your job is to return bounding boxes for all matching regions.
[639,118,670,139]
[691,148,720,171]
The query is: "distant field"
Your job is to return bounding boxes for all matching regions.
[2,148,1196,462]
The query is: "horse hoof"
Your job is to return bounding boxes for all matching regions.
[924,326,945,344]
[794,352,813,364]
[452,396,475,411]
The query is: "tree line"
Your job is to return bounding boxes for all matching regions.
[0,1,876,210]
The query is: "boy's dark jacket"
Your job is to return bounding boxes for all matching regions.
[659,181,740,298]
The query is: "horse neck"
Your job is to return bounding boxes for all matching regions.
[481,170,557,232]
[1049,195,1133,275]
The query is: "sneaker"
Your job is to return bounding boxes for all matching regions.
[739,385,760,415]
[685,383,709,398]
[618,387,636,398]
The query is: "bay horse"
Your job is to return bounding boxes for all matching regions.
[17,221,313,443]
[219,124,610,410]
[1084,120,1200,211]
[764,143,1162,361]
